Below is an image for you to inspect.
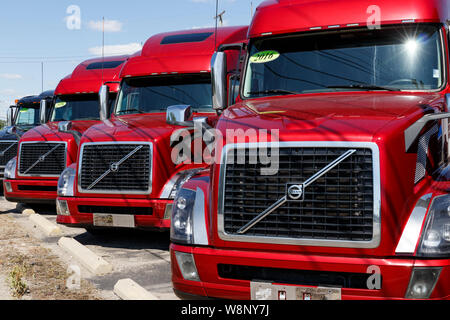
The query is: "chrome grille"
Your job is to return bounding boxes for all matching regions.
[79,143,152,193]
[19,142,66,176]
[0,141,18,166]
[220,143,380,246]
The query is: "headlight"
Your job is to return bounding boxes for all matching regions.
[4,157,17,179]
[57,167,76,197]
[170,188,196,244]
[417,195,450,257]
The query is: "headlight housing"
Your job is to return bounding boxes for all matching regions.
[170,188,196,244]
[161,169,203,199]
[417,195,450,257]
[57,167,76,197]
[4,157,17,179]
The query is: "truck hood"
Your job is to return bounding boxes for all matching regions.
[0,127,19,141]
[81,113,216,143]
[81,114,176,143]
[19,120,101,165]
[219,92,443,140]
[213,92,446,257]
[21,120,101,143]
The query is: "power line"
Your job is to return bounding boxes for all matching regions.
[0,55,92,59]
[0,60,83,64]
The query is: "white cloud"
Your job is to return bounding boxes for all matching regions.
[88,43,142,56]
[0,89,16,95]
[88,19,123,32]
[0,74,22,80]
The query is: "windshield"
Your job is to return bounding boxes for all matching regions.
[15,106,40,126]
[115,74,213,115]
[243,25,444,98]
[51,94,116,122]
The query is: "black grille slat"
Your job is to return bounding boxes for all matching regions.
[222,147,374,242]
[0,142,18,166]
[19,143,66,176]
[80,144,151,192]
[218,264,381,289]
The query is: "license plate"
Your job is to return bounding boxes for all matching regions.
[93,214,135,228]
[251,282,341,300]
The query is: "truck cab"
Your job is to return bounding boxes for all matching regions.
[55,26,248,232]
[171,0,450,299]
[0,91,54,180]
[3,56,128,204]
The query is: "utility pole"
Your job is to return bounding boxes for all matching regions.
[41,62,44,92]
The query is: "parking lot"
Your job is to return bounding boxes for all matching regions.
[0,193,178,300]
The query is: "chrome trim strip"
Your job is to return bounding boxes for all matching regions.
[17,141,68,178]
[218,141,382,249]
[237,196,287,235]
[395,193,433,255]
[160,170,187,199]
[78,141,153,195]
[193,187,209,246]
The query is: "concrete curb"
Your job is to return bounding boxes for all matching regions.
[114,278,158,300]
[22,209,36,215]
[58,237,113,276]
[29,214,61,237]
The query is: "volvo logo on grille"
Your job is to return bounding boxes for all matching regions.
[39,155,46,162]
[287,184,305,201]
[110,163,119,172]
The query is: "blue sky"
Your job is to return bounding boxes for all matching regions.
[0,0,264,119]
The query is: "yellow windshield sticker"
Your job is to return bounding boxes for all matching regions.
[250,50,280,64]
[55,102,67,109]
[19,108,29,113]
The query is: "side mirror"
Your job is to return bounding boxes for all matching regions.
[6,125,21,139]
[166,105,193,126]
[40,99,48,124]
[6,126,16,135]
[58,121,81,145]
[58,121,72,133]
[99,85,110,121]
[211,52,228,112]
[6,107,15,127]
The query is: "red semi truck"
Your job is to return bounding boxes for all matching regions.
[3,56,128,204]
[170,0,450,300]
[55,26,248,232]
[1,91,54,181]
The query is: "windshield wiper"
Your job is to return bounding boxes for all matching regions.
[248,89,302,96]
[117,108,145,114]
[327,84,398,92]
